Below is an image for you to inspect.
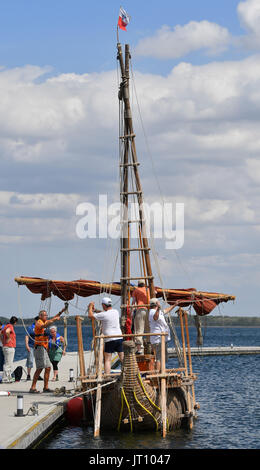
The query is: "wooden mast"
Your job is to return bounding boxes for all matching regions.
[117,43,155,333]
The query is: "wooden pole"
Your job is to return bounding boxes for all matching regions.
[160,333,167,437]
[194,314,203,346]
[118,42,130,333]
[179,309,191,417]
[184,310,196,429]
[94,335,104,437]
[179,309,188,376]
[184,311,196,409]
[116,43,156,304]
[63,316,68,348]
[91,318,98,373]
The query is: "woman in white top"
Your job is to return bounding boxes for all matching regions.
[149,298,178,370]
[88,297,124,374]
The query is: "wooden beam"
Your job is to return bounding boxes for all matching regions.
[94,335,104,438]
[160,334,167,437]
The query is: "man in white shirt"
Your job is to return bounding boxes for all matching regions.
[149,298,178,371]
[88,297,124,374]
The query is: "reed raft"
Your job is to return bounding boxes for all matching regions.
[98,340,185,432]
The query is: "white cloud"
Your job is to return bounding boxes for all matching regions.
[237,0,260,45]
[1,54,260,168]
[0,191,81,214]
[134,21,231,59]
[133,1,260,61]
[245,158,260,183]
[0,66,118,163]
[0,191,82,244]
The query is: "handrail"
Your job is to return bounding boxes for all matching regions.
[94,332,167,340]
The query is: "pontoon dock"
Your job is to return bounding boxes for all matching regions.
[168,346,260,357]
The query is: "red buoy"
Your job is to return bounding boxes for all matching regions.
[66,397,83,425]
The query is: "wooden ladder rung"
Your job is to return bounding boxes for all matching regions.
[121,247,150,252]
[121,275,154,281]
[119,133,136,139]
[121,219,144,224]
[120,162,140,167]
[120,191,142,195]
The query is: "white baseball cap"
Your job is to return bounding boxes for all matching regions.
[102,297,112,306]
[150,298,158,306]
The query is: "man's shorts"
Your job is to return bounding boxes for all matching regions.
[34,346,52,369]
[26,347,34,368]
[104,339,123,354]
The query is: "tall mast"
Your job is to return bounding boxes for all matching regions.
[117,43,155,333]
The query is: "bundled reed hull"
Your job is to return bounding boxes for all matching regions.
[95,341,190,432]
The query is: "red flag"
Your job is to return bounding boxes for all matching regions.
[118,6,131,31]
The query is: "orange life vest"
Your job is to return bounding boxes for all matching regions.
[34,319,48,349]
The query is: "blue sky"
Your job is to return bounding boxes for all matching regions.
[0,0,246,73]
[1,0,260,318]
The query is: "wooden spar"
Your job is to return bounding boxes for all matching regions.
[75,315,87,422]
[118,41,130,333]
[179,309,188,376]
[179,308,192,417]
[184,310,196,410]
[76,316,86,377]
[194,314,203,346]
[160,333,167,437]
[117,42,156,325]
[124,45,155,300]
[94,335,104,437]
[14,276,235,303]
[63,316,68,349]
[91,318,98,372]
[128,223,131,305]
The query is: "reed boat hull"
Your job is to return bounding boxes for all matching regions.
[87,341,192,433]
[98,383,189,432]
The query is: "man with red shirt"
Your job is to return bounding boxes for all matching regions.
[131,280,150,354]
[2,316,18,383]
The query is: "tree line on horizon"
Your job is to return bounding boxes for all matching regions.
[1,315,260,327]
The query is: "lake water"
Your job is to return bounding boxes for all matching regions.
[13,324,260,450]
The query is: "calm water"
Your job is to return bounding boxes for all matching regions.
[13,324,260,449]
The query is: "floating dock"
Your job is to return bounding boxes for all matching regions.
[0,345,259,449]
[0,351,94,449]
[168,346,260,357]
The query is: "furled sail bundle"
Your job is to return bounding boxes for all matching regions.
[14,276,235,316]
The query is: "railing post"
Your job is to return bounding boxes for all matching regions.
[160,333,167,437]
[178,308,191,417]
[183,310,196,410]
[94,334,104,437]
[63,316,68,349]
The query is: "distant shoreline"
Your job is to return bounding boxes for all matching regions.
[1,315,260,328]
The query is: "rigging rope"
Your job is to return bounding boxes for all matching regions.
[129,59,195,289]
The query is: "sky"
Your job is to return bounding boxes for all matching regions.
[1,0,260,318]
